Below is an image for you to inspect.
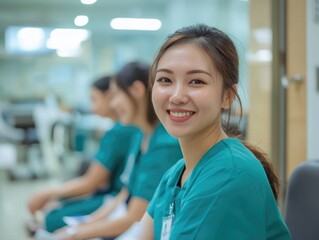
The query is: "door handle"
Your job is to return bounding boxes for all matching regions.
[281,74,303,88]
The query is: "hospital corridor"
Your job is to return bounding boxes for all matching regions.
[0,0,319,239]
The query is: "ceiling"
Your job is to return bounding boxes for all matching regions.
[0,0,249,59]
[0,0,169,38]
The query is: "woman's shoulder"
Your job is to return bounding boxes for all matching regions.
[193,139,269,192]
[102,123,141,147]
[111,122,140,135]
[209,138,267,175]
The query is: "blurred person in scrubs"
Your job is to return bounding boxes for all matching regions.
[28,76,138,233]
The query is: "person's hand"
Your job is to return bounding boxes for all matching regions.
[57,235,74,240]
[28,191,53,215]
[54,226,78,240]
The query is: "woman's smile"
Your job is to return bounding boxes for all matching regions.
[167,109,195,122]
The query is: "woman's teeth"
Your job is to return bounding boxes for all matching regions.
[170,111,193,117]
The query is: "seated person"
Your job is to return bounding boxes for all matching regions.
[42,62,183,240]
[28,76,138,232]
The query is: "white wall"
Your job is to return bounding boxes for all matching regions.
[307,0,319,160]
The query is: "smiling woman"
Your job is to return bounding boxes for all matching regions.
[140,24,291,240]
[152,42,227,139]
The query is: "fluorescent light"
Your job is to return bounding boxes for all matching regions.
[17,27,45,51]
[56,48,81,57]
[74,15,89,27]
[50,28,90,42]
[110,18,161,31]
[46,28,90,57]
[46,38,81,50]
[81,0,97,4]
[46,28,90,49]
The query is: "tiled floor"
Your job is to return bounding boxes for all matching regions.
[0,170,59,240]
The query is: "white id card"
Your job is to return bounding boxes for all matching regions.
[161,215,173,240]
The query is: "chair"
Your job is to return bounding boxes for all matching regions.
[284,160,319,240]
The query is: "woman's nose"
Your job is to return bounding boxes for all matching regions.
[169,84,189,105]
[110,97,117,110]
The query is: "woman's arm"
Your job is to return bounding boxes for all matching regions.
[60,196,148,239]
[28,163,109,215]
[140,213,154,240]
[89,188,129,222]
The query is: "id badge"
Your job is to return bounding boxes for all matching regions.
[161,203,175,240]
[161,215,174,240]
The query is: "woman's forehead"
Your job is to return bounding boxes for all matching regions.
[157,43,218,74]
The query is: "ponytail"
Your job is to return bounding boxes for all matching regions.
[241,140,279,201]
[223,111,279,201]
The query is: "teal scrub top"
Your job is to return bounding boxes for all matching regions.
[94,122,139,195]
[147,138,291,240]
[121,123,183,202]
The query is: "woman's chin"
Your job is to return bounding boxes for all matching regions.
[162,125,189,139]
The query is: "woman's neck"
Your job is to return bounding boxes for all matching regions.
[135,100,155,135]
[138,121,156,152]
[179,126,227,174]
[137,119,156,135]
[108,113,118,122]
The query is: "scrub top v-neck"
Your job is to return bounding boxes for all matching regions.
[148,138,291,240]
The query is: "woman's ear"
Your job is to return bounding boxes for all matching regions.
[221,84,237,110]
[129,80,146,99]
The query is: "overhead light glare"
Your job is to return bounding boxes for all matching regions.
[17,27,45,51]
[56,48,82,57]
[110,18,161,31]
[46,38,81,50]
[81,0,97,4]
[50,28,90,42]
[74,15,89,27]
[46,28,90,56]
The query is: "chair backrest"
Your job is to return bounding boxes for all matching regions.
[284,160,319,240]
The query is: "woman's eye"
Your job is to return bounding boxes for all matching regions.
[190,79,205,85]
[157,77,171,83]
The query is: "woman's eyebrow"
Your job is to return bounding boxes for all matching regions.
[156,68,173,74]
[157,68,212,77]
[187,69,212,77]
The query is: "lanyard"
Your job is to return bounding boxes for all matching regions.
[161,203,175,240]
[161,186,179,240]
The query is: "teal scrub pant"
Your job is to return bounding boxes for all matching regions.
[45,194,105,232]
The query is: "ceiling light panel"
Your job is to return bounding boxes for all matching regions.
[74,15,89,27]
[110,18,161,31]
[81,0,97,5]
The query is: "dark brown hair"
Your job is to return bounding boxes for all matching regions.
[149,24,279,200]
[114,61,157,125]
[92,75,112,92]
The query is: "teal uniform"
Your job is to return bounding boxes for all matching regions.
[122,123,183,203]
[94,123,138,195]
[147,138,291,240]
[45,122,138,232]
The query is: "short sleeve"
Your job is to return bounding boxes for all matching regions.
[147,182,160,218]
[93,125,138,194]
[94,132,119,172]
